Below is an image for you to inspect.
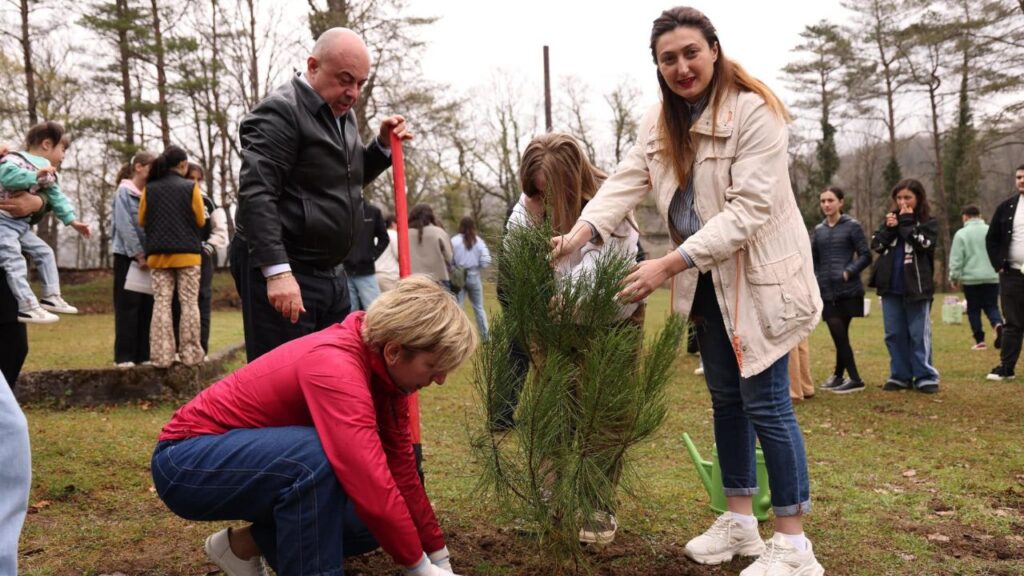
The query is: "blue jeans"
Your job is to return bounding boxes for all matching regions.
[152,427,378,576]
[0,215,60,311]
[346,273,381,311]
[457,270,488,340]
[692,273,811,517]
[962,283,1002,344]
[0,371,30,576]
[881,296,940,385]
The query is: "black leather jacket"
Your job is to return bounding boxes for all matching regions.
[985,193,1021,273]
[870,214,938,301]
[811,215,871,302]
[236,74,391,270]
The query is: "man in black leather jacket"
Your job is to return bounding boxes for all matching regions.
[231,27,411,361]
[984,164,1024,380]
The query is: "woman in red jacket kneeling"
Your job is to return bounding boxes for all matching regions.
[152,275,477,576]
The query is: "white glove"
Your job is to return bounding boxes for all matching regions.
[428,546,453,571]
[404,553,459,576]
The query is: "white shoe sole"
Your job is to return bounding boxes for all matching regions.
[40,305,78,314]
[18,315,58,324]
[685,541,766,565]
[793,561,825,576]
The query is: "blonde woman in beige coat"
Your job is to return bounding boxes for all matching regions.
[551,7,823,576]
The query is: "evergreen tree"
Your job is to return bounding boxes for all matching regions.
[80,0,152,156]
[783,20,855,223]
[472,221,683,572]
[942,52,981,235]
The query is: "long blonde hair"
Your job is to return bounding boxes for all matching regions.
[650,6,790,186]
[519,133,607,235]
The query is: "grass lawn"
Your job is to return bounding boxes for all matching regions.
[16,281,1024,575]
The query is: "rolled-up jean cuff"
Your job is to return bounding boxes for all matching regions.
[773,500,811,518]
[723,487,759,497]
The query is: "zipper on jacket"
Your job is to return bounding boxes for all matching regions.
[340,117,356,258]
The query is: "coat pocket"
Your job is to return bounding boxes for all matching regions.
[746,252,816,339]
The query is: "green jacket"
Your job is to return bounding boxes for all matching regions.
[949,219,998,285]
[0,151,76,224]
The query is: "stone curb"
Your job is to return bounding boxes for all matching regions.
[14,342,246,408]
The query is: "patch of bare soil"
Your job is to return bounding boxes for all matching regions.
[901,517,1024,564]
[991,486,1024,515]
[343,526,738,575]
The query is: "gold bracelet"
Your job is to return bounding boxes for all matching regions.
[267,271,293,282]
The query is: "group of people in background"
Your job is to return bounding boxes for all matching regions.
[111,148,228,369]
[3,7,1024,576]
[803,167,1024,399]
[341,198,493,343]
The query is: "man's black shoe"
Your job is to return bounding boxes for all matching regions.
[986,365,1015,382]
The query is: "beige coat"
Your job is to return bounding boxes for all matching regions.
[409,224,453,282]
[580,89,821,377]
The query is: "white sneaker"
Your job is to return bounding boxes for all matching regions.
[739,532,824,576]
[204,528,268,576]
[18,306,59,324]
[694,361,705,376]
[684,512,765,565]
[39,294,78,314]
[115,361,136,369]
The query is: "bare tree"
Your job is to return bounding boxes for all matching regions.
[843,0,912,190]
[903,4,958,283]
[13,0,39,124]
[605,80,640,166]
[148,0,170,146]
[306,0,438,142]
[468,78,538,211]
[557,76,598,166]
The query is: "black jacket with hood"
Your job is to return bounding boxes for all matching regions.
[870,213,938,302]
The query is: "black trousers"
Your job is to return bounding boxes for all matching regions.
[998,269,1024,373]
[491,285,529,430]
[962,283,1002,344]
[824,315,860,381]
[230,237,350,362]
[0,274,27,386]
[113,253,154,364]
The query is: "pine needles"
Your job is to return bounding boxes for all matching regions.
[470,222,684,573]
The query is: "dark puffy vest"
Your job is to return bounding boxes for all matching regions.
[143,174,202,255]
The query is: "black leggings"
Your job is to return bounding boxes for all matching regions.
[825,314,860,381]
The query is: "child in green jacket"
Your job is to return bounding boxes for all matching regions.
[0,121,91,324]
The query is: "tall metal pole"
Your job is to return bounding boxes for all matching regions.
[543,45,552,132]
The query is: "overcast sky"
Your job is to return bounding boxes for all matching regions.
[415,1,853,112]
